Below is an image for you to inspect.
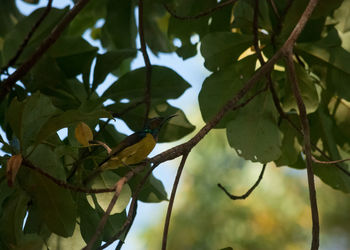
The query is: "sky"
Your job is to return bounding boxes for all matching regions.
[12,1,211,249]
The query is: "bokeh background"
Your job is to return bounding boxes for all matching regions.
[5,1,350,249]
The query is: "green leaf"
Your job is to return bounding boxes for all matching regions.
[274,116,303,167]
[46,224,85,250]
[87,172,131,214]
[35,108,111,146]
[309,107,350,193]
[0,189,30,247]
[333,0,350,33]
[103,65,191,101]
[6,92,58,151]
[100,209,127,242]
[281,63,320,114]
[23,145,76,237]
[92,49,137,91]
[138,174,168,202]
[198,55,258,128]
[2,7,68,65]
[128,169,168,202]
[144,2,174,54]
[0,0,23,37]
[68,0,108,36]
[296,28,350,101]
[26,171,77,237]
[49,36,98,77]
[101,0,136,50]
[78,194,102,248]
[13,234,44,250]
[231,0,272,34]
[226,92,282,163]
[200,32,253,71]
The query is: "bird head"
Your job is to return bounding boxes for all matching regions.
[144,115,177,137]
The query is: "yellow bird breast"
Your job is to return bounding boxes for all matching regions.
[102,133,156,170]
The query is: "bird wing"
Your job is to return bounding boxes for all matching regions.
[99,132,145,166]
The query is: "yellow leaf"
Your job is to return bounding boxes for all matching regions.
[75,122,93,146]
[6,154,23,187]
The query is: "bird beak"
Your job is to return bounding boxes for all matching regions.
[161,114,177,126]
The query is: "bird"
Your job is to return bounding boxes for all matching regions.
[83,115,176,184]
[99,115,176,170]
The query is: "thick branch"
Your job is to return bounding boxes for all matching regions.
[218,164,266,200]
[164,0,238,20]
[162,153,189,250]
[0,0,91,101]
[138,0,152,125]
[0,0,53,75]
[285,52,319,250]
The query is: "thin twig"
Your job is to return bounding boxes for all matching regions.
[232,85,268,112]
[311,156,350,165]
[0,0,53,75]
[284,51,319,250]
[0,0,91,101]
[115,201,138,250]
[83,164,145,250]
[100,163,160,249]
[218,164,266,200]
[22,159,116,194]
[138,0,152,126]
[164,0,238,20]
[162,153,189,250]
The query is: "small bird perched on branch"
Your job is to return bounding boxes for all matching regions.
[84,115,176,183]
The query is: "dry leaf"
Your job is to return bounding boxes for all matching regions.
[6,154,23,187]
[75,122,93,146]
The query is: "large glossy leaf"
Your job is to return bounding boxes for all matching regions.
[92,49,137,91]
[48,36,98,78]
[78,194,102,248]
[297,28,350,101]
[2,7,68,65]
[103,65,191,101]
[23,145,76,237]
[226,92,282,163]
[274,116,303,167]
[198,55,258,128]
[200,32,253,71]
[101,0,136,50]
[6,92,58,151]
[0,189,30,247]
[35,108,111,145]
[0,0,23,37]
[128,171,168,203]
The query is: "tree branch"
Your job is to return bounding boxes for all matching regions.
[115,201,138,250]
[22,159,116,194]
[311,156,350,165]
[0,0,53,75]
[138,0,152,125]
[83,164,146,250]
[218,164,266,200]
[100,163,159,249]
[284,51,319,250]
[0,0,91,101]
[150,0,319,167]
[164,0,238,20]
[162,153,189,250]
